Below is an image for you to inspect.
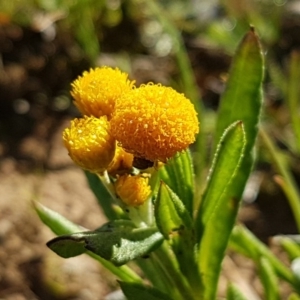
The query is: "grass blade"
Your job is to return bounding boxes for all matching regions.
[259,129,300,231]
[258,257,280,300]
[229,225,300,292]
[287,50,300,153]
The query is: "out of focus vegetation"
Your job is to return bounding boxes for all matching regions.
[2,0,300,299]
[2,0,300,258]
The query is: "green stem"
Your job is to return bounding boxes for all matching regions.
[98,172,117,199]
[154,242,197,300]
[276,236,300,260]
[287,50,300,153]
[136,258,171,292]
[87,251,142,283]
[259,127,300,231]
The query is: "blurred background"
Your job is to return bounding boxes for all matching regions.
[1,0,300,299]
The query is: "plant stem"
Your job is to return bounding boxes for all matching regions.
[87,251,143,283]
[259,127,300,231]
[136,258,171,292]
[153,242,197,300]
[287,50,300,153]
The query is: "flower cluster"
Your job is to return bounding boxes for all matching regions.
[63,67,199,207]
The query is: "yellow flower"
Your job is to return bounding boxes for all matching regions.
[115,174,151,206]
[71,67,135,118]
[107,146,134,175]
[63,116,116,173]
[110,83,199,162]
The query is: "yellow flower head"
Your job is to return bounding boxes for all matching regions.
[71,67,135,118]
[63,116,116,173]
[107,146,134,175]
[115,174,151,206]
[110,84,199,162]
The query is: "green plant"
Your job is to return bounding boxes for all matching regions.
[34,27,300,299]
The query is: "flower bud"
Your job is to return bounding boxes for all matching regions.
[115,174,151,206]
[110,83,199,162]
[71,67,135,118]
[63,116,115,173]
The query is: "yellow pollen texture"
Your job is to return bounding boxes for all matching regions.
[63,116,116,173]
[115,174,151,206]
[110,84,199,162]
[71,67,135,118]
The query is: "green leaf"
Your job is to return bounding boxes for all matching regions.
[155,182,193,239]
[158,150,194,215]
[226,283,248,300]
[287,50,300,153]
[259,130,300,231]
[34,202,142,282]
[213,27,264,200]
[195,121,246,299]
[34,201,83,235]
[276,235,300,261]
[259,257,280,300]
[47,234,87,257]
[229,225,300,292]
[47,220,164,266]
[155,182,199,288]
[85,171,121,221]
[195,28,264,299]
[119,281,172,300]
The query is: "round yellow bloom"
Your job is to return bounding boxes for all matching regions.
[115,174,151,206]
[71,67,135,118]
[110,84,199,162]
[63,116,116,173]
[107,146,134,175]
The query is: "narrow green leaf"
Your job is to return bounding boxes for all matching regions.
[119,281,172,300]
[276,236,300,261]
[153,242,197,299]
[259,257,280,300]
[226,283,248,300]
[196,121,246,299]
[34,201,83,235]
[135,258,171,293]
[214,27,263,147]
[155,182,193,239]
[287,50,300,152]
[73,5,100,63]
[229,225,300,292]
[195,28,264,299]
[47,220,164,266]
[34,202,142,282]
[155,182,199,289]
[158,150,194,215]
[259,130,300,231]
[214,27,264,200]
